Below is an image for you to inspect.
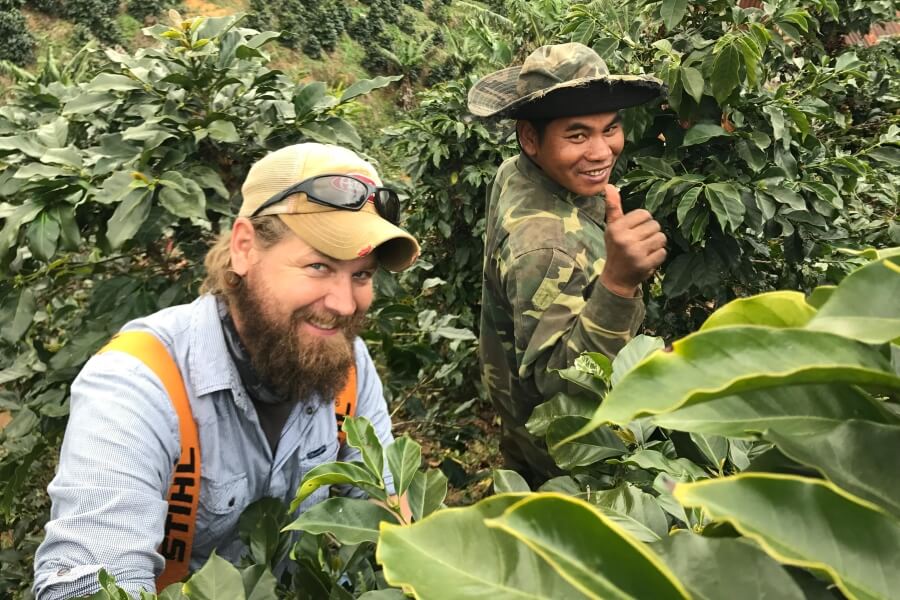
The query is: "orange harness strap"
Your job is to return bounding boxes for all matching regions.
[334,365,358,445]
[97,329,358,588]
[98,331,200,591]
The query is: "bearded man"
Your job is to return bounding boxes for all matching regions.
[33,143,419,599]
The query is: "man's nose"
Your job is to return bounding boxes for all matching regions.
[585,137,612,162]
[323,276,357,316]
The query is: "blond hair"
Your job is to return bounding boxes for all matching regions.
[201,216,291,297]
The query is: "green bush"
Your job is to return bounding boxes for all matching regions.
[0,8,35,66]
[378,252,900,599]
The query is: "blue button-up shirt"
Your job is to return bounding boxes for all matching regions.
[33,294,395,599]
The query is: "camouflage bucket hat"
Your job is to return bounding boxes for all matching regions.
[468,42,665,119]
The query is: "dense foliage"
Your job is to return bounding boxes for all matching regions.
[0,0,897,597]
[0,0,35,66]
[377,252,900,599]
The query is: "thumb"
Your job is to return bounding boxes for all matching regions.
[604,184,624,224]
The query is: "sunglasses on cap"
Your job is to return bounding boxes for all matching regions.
[250,173,401,225]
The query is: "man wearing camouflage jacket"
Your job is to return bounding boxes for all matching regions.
[469,43,668,485]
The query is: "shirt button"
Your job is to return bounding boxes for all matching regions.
[305,406,315,415]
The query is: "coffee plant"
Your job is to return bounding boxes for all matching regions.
[0,0,35,66]
[377,251,900,599]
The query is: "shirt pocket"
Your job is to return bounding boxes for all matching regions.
[296,438,340,513]
[196,472,249,547]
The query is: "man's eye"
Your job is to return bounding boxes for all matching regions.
[308,263,329,272]
[354,270,375,281]
[605,124,620,134]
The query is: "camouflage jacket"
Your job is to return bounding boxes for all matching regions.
[480,153,645,484]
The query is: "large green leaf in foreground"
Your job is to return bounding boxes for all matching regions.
[485,494,688,599]
[377,495,587,599]
[564,327,900,438]
[764,420,900,518]
[650,384,899,437]
[806,257,900,343]
[675,474,900,600]
[699,291,815,331]
[652,534,805,600]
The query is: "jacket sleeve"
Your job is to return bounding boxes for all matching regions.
[504,247,645,403]
[33,352,180,600]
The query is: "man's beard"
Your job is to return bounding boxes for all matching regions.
[229,276,367,403]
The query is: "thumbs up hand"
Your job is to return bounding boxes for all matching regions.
[599,184,667,297]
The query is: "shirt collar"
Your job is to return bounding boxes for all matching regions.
[188,294,251,411]
[515,152,607,225]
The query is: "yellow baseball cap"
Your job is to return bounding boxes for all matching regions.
[239,143,419,272]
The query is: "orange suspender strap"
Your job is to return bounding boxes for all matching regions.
[334,364,358,444]
[98,331,200,591]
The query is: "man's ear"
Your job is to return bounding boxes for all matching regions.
[517,120,540,158]
[230,217,257,276]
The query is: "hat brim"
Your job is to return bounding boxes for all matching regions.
[279,211,420,272]
[469,66,666,119]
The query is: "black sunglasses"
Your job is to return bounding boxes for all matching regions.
[251,174,401,225]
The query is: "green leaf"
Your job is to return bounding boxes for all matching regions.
[63,91,118,115]
[806,257,900,343]
[589,483,669,542]
[343,416,385,484]
[377,494,590,599]
[660,0,688,30]
[406,469,448,521]
[700,291,816,330]
[241,565,278,600]
[676,186,702,225]
[764,420,900,518]
[290,462,384,512]
[689,433,728,469]
[653,383,898,437]
[653,534,806,600]
[41,147,83,169]
[613,449,708,480]
[710,43,741,104]
[866,146,900,166]
[683,124,730,147]
[88,73,143,92]
[183,551,246,600]
[567,327,900,431]
[26,210,61,262]
[106,189,151,249]
[680,66,704,103]
[207,120,240,143]
[340,75,403,103]
[485,494,690,599]
[493,469,530,493]
[1,288,36,344]
[527,393,598,438]
[385,436,421,497]
[766,187,806,211]
[611,335,665,387]
[158,175,207,221]
[283,497,400,544]
[94,171,137,205]
[704,183,745,232]
[548,417,627,470]
[52,204,82,250]
[806,285,836,309]
[675,474,900,600]
[293,82,328,116]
